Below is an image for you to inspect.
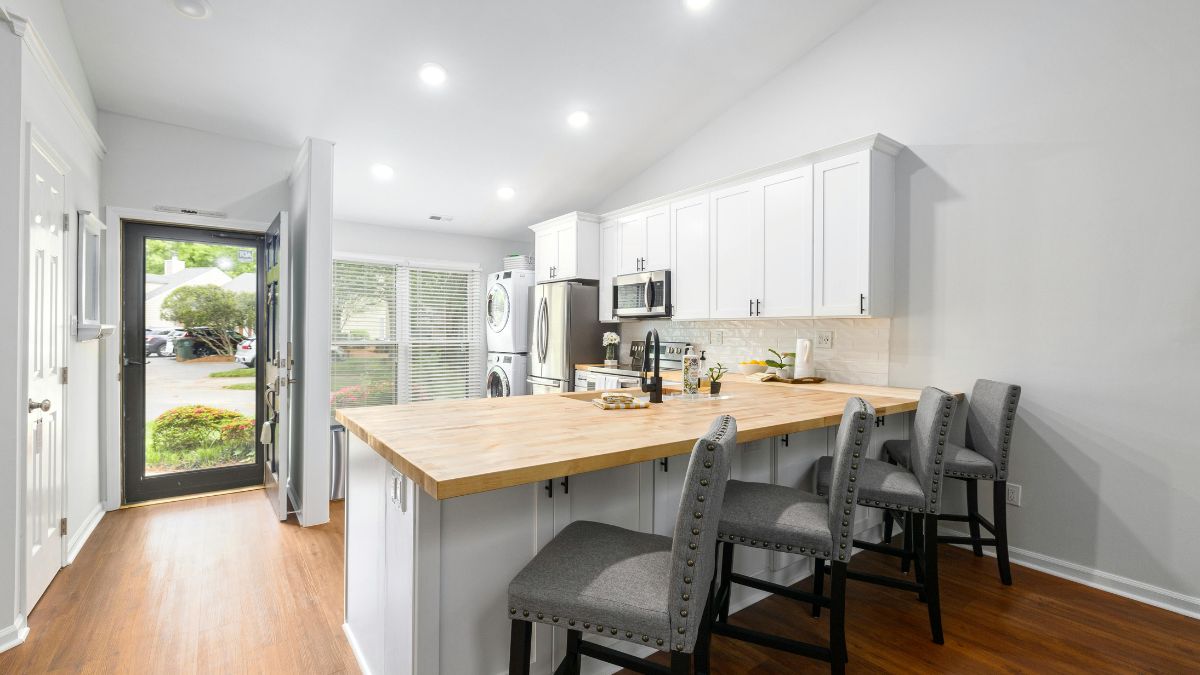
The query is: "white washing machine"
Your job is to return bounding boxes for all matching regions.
[486,352,529,397]
[485,269,535,354]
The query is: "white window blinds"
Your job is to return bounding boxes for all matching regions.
[331,259,483,412]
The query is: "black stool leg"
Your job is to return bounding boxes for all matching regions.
[883,508,894,544]
[900,511,913,573]
[716,541,734,622]
[811,559,826,618]
[830,560,848,674]
[924,514,944,644]
[670,651,691,675]
[966,479,984,556]
[559,629,581,675]
[509,620,532,675]
[994,481,1013,585]
[695,583,714,675]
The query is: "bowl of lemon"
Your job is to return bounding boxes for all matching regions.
[738,360,768,375]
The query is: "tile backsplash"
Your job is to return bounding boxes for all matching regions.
[616,318,890,385]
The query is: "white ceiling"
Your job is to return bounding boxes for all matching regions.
[62,0,874,239]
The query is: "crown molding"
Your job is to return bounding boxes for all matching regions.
[1,5,106,159]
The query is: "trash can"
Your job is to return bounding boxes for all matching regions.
[175,338,194,361]
[330,423,348,501]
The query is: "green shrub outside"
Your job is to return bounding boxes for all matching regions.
[147,405,256,472]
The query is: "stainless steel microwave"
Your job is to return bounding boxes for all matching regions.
[613,270,671,318]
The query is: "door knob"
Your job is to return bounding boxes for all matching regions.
[28,398,51,413]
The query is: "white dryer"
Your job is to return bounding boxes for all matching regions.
[486,352,529,397]
[485,269,534,354]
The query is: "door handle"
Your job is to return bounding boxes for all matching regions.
[28,398,51,413]
[123,357,147,367]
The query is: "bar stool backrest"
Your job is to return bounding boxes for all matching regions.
[911,387,960,514]
[965,379,1022,481]
[667,414,736,654]
[827,397,874,562]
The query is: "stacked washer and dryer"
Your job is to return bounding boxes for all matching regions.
[485,268,535,397]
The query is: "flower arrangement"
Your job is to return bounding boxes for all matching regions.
[602,332,621,364]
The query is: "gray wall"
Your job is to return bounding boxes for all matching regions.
[598,0,1200,604]
[332,220,532,277]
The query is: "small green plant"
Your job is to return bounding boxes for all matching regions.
[707,363,728,382]
[765,349,796,369]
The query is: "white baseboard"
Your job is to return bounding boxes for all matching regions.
[940,527,1200,621]
[343,622,372,675]
[0,614,29,655]
[66,502,105,565]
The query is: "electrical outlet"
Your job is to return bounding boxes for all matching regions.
[1006,483,1022,507]
[709,330,723,345]
[816,330,834,349]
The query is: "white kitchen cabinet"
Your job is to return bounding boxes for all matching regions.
[669,194,710,320]
[760,167,814,318]
[530,212,601,283]
[599,221,619,322]
[709,180,763,318]
[616,205,670,275]
[813,148,895,317]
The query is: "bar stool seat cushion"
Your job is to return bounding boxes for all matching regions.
[508,520,673,647]
[815,455,926,511]
[883,439,996,480]
[718,480,835,557]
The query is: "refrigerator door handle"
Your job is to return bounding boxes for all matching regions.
[538,297,549,363]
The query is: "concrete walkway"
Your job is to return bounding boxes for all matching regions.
[144,356,256,420]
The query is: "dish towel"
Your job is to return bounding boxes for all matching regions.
[591,393,649,410]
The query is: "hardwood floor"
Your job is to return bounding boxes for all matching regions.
[0,489,356,674]
[627,542,1200,674]
[3,490,1198,673]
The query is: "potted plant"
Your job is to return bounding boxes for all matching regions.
[707,363,728,395]
[602,332,620,366]
[766,349,796,379]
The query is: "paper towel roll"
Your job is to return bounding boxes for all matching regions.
[794,338,816,378]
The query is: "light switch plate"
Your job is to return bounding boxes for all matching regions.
[816,330,834,349]
[709,330,723,345]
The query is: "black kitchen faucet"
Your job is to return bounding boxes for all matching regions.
[641,329,663,404]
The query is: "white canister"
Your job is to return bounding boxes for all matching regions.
[794,338,816,378]
[681,346,701,395]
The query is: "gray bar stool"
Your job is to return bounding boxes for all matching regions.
[815,387,959,644]
[882,379,1022,585]
[711,397,873,674]
[507,414,736,675]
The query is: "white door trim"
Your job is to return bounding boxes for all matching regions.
[100,206,270,510]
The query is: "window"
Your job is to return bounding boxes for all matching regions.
[331,259,483,412]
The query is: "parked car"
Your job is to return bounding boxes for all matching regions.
[177,327,244,357]
[144,328,175,357]
[235,338,256,368]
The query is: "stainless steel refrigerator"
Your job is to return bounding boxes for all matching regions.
[528,281,605,394]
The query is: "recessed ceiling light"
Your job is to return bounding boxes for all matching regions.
[496,186,516,201]
[684,0,712,10]
[419,63,448,87]
[567,111,590,129]
[370,163,395,181]
[174,0,213,19]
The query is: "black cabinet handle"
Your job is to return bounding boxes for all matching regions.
[545,480,553,498]
[749,299,753,316]
[560,476,570,494]
[756,299,761,316]
[860,293,865,314]
[781,434,789,447]
[660,457,669,472]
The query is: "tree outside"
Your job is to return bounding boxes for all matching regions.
[161,285,255,354]
[146,239,256,276]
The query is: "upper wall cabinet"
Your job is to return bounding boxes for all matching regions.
[709,180,763,318]
[530,212,601,283]
[812,148,895,317]
[599,220,619,322]
[669,194,710,321]
[616,205,670,275]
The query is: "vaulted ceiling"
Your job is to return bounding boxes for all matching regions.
[62,0,874,239]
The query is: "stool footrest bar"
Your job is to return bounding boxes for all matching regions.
[845,569,923,593]
[577,641,673,675]
[729,572,829,606]
[711,621,833,662]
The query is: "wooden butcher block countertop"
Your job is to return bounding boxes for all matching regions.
[335,380,936,500]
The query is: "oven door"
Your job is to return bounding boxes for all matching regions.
[613,270,671,318]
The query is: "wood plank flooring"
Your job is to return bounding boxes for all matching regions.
[2,489,1198,673]
[0,489,357,674]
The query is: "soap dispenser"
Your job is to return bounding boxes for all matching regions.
[682,346,701,396]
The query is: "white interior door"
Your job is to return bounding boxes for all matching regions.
[26,133,68,610]
[263,211,291,520]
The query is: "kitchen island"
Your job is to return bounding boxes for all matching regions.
[336,379,929,675]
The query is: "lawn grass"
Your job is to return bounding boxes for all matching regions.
[210,367,255,378]
[222,382,256,391]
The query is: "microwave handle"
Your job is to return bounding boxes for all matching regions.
[644,279,653,311]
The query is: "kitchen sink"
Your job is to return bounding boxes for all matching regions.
[560,387,682,402]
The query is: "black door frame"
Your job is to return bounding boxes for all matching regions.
[121,220,266,503]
